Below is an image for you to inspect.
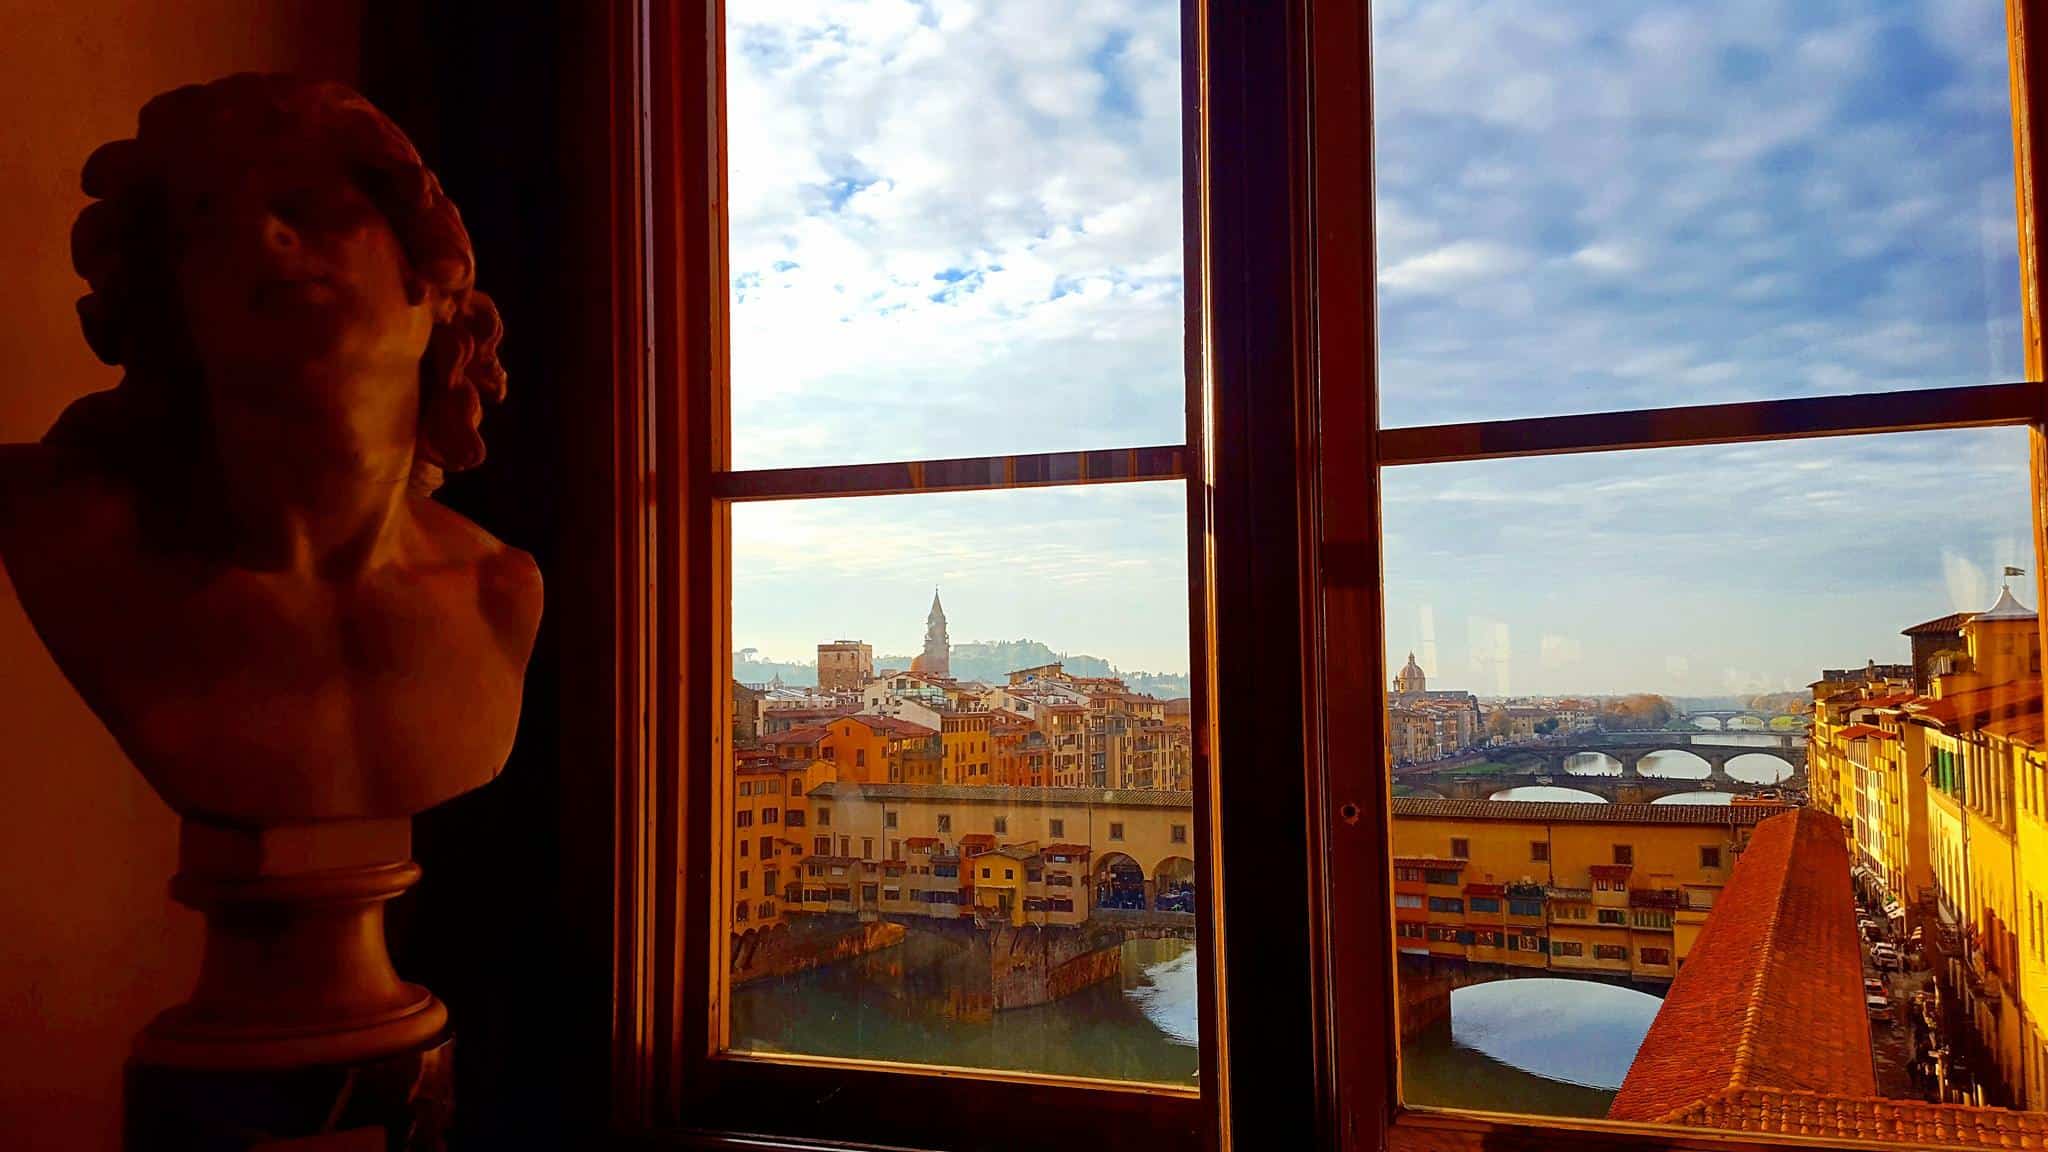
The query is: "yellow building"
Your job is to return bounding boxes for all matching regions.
[1390,797,1766,982]
[938,708,993,784]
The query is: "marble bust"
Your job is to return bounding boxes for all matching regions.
[0,74,541,1073]
[0,74,541,826]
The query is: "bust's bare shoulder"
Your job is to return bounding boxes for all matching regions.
[409,495,543,660]
[0,441,132,554]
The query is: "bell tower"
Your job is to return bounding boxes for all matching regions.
[922,588,951,677]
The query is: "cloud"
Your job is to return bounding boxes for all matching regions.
[1379,241,1531,294]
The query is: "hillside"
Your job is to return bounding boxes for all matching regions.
[734,639,1189,699]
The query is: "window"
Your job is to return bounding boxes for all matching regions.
[815,808,829,828]
[1529,841,1548,863]
[1700,846,1722,870]
[1426,897,1462,914]
[1395,893,1423,910]
[1597,909,1628,927]
[1449,838,1468,860]
[1049,818,1065,838]
[1551,940,1584,958]
[1508,899,1543,919]
[735,810,752,828]
[1468,897,1500,914]
[762,807,778,824]
[1641,948,1672,967]
[813,837,830,857]
[739,871,749,891]
[709,0,1205,1117]
[1593,945,1629,962]
[739,840,749,858]
[634,1,2048,1147]
[1422,869,1460,886]
[759,836,773,859]
[1612,845,1633,867]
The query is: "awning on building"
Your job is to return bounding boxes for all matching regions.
[1884,899,1905,921]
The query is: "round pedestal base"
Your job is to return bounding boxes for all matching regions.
[125,1030,454,1152]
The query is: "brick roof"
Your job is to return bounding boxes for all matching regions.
[1609,808,1875,1123]
[1902,610,1976,636]
[1836,723,1894,741]
[838,714,940,738]
[1390,797,1776,827]
[1659,1087,2048,1146]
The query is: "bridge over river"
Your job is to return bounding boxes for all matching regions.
[1398,732,1806,803]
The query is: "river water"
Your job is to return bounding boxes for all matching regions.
[1401,979,1664,1116]
[730,929,1200,1084]
[731,930,1667,1115]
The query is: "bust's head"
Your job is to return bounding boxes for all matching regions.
[54,73,504,497]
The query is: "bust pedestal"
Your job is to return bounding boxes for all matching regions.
[125,818,454,1150]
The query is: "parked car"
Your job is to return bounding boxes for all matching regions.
[1865,977,1887,997]
[1866,993,1892,1022]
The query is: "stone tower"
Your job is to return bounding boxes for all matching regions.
[922,588,951,677]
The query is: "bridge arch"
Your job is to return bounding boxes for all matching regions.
[1725,751,1796,784]
[1095,851,1147,911]
[1637,749,1711,779]
[1154,856,1196,912]
[1562,751,1623,776]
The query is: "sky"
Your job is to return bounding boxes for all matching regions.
[725,0,2032,695]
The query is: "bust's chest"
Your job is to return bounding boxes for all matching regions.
[26,551,525,823]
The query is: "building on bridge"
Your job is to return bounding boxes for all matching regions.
[1611,807,2048,1147]
[1390,797,1779,984]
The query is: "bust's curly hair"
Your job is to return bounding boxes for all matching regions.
[50,73,504,498]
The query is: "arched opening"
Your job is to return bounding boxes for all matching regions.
[1154,856,1196,913]
[1095,851,1146,911]
[1726,752,1795,785]
[1564,751,1622,776]
[1637,749,1711,779]
[1690,716,1723,731]
[1490,785,1608,803]
[1724,715,1764,731]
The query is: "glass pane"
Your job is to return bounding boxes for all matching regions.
[1373,2,2020,427]
[725,482,1199,1085]
[726,2,1186,469]
[1383,428,2048,1138]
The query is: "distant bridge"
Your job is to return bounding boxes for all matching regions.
[1399,732,1806,803]
[1682,709,1810,730]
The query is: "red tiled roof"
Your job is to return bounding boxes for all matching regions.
[768,724,832,745]
[1985,712,2047,747]
[1908,682,2043,728]
[958,833,998,850]
[1902,611,1976,636]
[1042,843,1091,857]
[838,714,939,738]
[903,836,941,850]
[1660,1087,2048,1147]
[1609,808,1874,1124]
[1588,864,1633,879]
[1836,723,1894,741]
[1462,882,1504,898]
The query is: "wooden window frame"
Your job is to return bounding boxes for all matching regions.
[584,0,2048,1150]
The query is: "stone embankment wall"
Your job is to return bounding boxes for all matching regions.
[733,918,906,984]
[990,924,1126,1010]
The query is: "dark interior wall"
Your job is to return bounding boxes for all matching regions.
[361,3,608,1146]
[0,6,362,1148]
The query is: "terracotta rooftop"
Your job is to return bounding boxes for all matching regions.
[1391,797,1777,827]
[1902,610,1976,636]
[1835,723,1894,741]
[837,714,939,738]
[817,782,1192,807]
[1609,808,1876,1123]
[1658,1086,2048,1146]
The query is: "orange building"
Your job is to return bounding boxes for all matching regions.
[818,714,941,784]
[938,709,993,784]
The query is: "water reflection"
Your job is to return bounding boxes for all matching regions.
[1403,978,1662,1117]
[1726,753,1794,784]
[1489,786,1607,803]
[731,929,1199,1084]
[1638,750,1710,779]
[1565,752,1621,776]
[1651,791,1734,805]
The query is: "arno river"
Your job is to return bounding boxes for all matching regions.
[731,734,1784,1101]
[732,933,1663,1114]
